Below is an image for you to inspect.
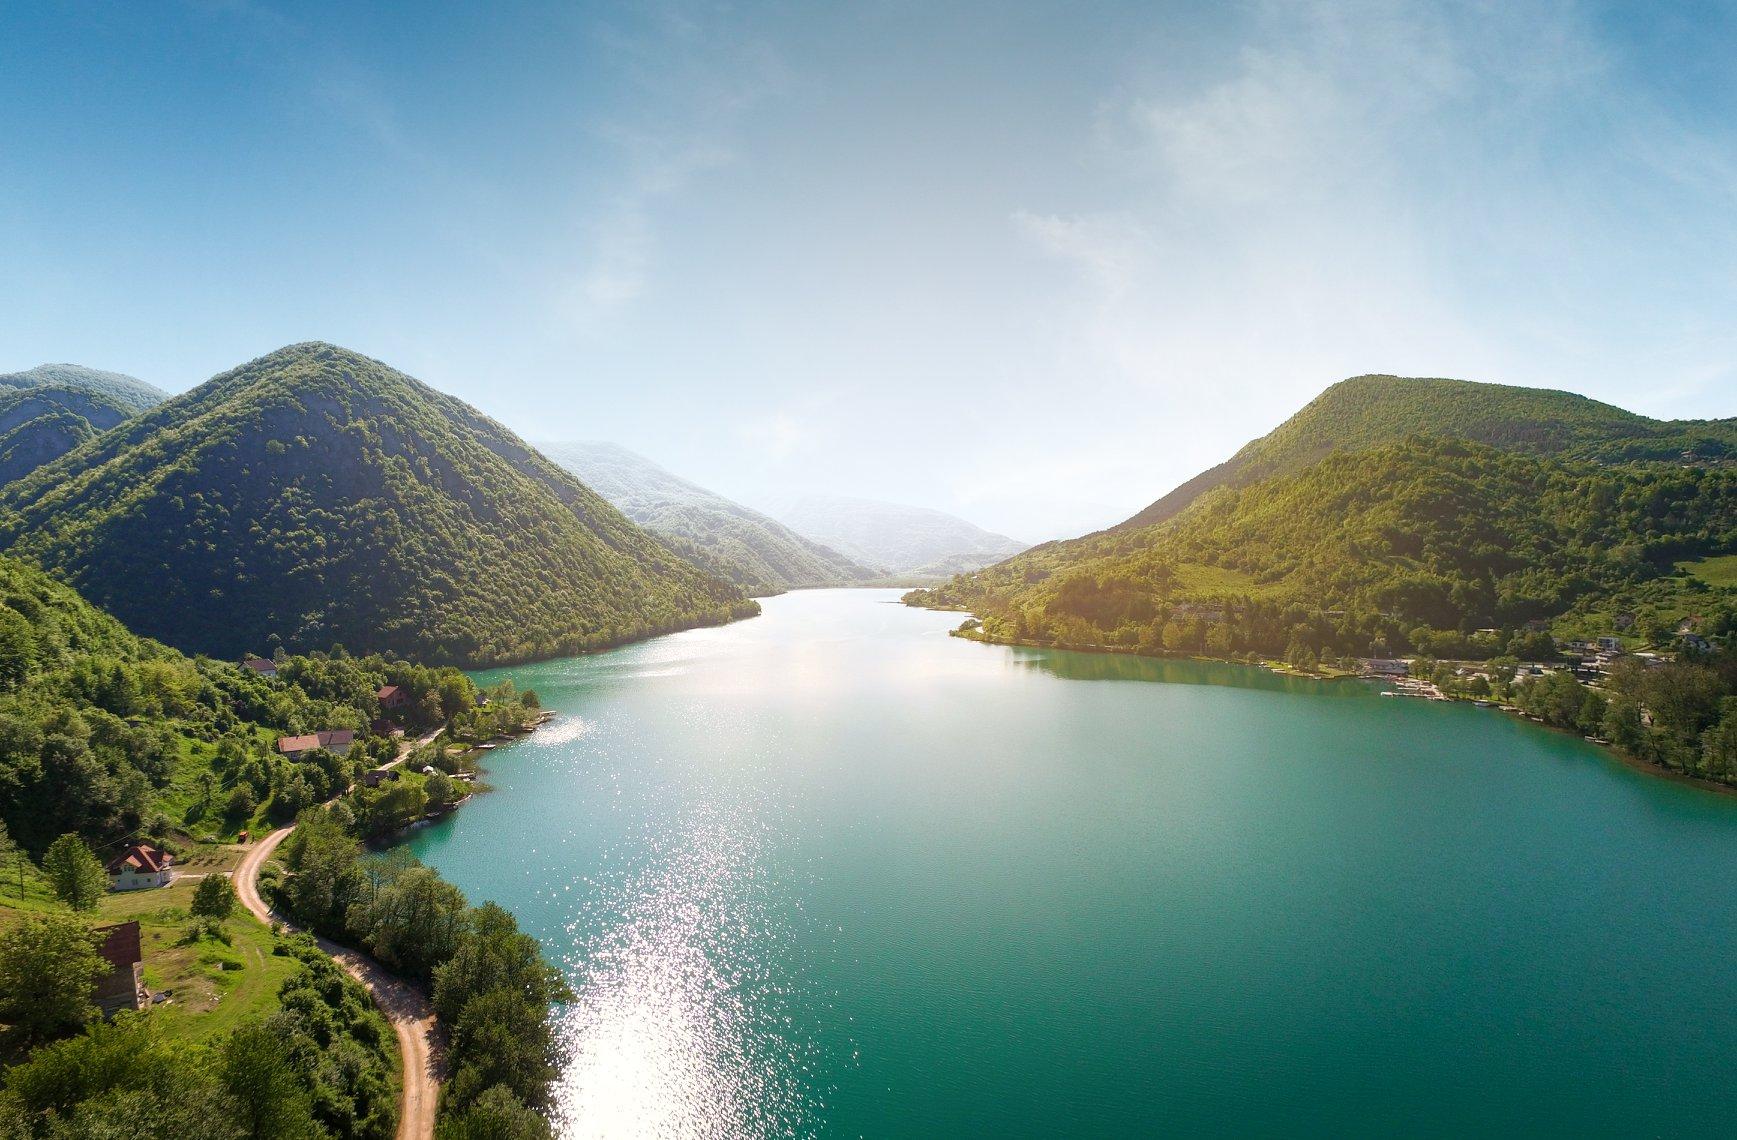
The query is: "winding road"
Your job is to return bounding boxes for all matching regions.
[234,728,447,1140]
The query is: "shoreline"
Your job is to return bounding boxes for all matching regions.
[940,623,1737,800]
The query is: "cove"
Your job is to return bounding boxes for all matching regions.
[407,589,1737,1137]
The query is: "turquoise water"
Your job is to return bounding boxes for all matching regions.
[410,589,1737,1137]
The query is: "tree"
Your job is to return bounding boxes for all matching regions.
[435,1083,552,1140]
[191,873,237,921]
[0,914,105,1045]
[219,1020,320,1139]
[0,819,24,901]
[0,605,36,690]
[43,833,106,911]
[349,866,468,986]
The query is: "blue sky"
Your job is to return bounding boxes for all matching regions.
[3,1,1735,540]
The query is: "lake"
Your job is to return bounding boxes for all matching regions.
[408,589,1737,1137]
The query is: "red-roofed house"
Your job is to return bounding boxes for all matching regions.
[242,657,277,677]
[93,921,147,1015]
[376,684,410,711]
[277,729,357,759]
[106,842,172,891]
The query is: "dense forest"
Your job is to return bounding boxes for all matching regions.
[542,441,874,593]
[0,343,758,666]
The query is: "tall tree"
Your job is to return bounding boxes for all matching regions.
[42,833,105,911]
[0,914,105,1046]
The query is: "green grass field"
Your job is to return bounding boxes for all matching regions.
[1679,553,1737,589]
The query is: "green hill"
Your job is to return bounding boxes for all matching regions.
[540,441,875,593]
[1123,374,1737,529]
[0,343,756,665]
[0,363,166,415]
[912,378,1737,663]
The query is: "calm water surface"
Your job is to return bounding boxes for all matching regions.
[410,590,1737,1137]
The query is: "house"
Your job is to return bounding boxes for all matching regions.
[1596,636,1623,654]
[1360,658,1410,678]
[361,768,401,788]
[106,843,172,891]
[377,684,411,711]
[242,657,277,677]
[276,729,358,760]
[93,921,147,1016]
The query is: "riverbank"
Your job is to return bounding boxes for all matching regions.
[943,622,1737,797]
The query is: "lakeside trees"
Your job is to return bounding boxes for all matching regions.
[277,811,570,1134]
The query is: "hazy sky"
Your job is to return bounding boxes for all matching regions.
[4,1,1735,540]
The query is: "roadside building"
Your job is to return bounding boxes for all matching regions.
[377,684,411,711]
[106,842,172,891]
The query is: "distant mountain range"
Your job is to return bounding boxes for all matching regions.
[539,441,874,593]
[775,496,1027,578]
[0,343,755,664]
[911,374,1736,660]
[0,363,167,486]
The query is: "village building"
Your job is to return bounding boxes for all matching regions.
[1359,658,1410,678]
[1596,636,1623,653]
[376,684,410,711]
[242,657,277,677]
[276,729,357,760]
[106,842,172,891]
[361,767,402,788]
[93,921,147,1016]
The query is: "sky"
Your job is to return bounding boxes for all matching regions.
[3,0,1736,541]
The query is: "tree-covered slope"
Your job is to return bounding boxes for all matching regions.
[777,495,1028,577]
[916,439,1734,661]
[1123,374,1737,529]
[540,441,874,593]
[0,343,756,665]
[0,363,166,415]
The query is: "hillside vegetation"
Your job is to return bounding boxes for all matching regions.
[542,441,873,593]
[0,343,756,665]
[912,376,1736,668]
[1124,374,1737,529]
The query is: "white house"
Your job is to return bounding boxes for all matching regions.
[107,843,173,891]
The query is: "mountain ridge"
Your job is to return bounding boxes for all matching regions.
[0,342,756,665]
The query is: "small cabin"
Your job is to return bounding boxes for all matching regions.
[93,922,147,1016]
[376,684,411,711]
[106,843,172,891]
[361,768,401,788]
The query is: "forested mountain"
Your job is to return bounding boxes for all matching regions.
[911,377,1736,665]
[0,343,755,665]
[0,363,166,415]
[777,495,1027,577]
[1123,374,1737,529]
[0,365,167,487]
[540,441,874,593]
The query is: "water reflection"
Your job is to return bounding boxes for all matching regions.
[553,802,819,1139]
[1007,645,1377,698]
